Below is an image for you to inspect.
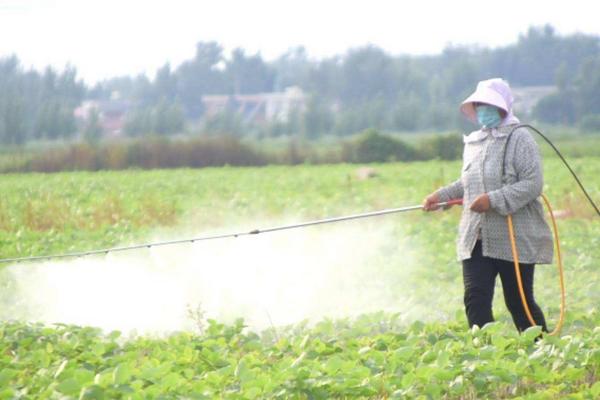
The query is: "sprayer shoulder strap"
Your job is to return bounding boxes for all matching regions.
[500,124,526,183]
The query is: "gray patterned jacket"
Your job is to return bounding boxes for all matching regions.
[436,124,554,264]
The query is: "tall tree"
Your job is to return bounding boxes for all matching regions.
[273,47,311,91]
[176,41,226,118]
[226,49,275,94]
[340,45,396,105]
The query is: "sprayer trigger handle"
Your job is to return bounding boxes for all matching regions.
[446,199,464,206]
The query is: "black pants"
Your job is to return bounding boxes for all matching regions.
[462,241,547,332]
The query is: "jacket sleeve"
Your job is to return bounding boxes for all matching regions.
[487,131,543,216]
[436,179,464,202]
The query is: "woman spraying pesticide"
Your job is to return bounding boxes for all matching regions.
[423,78,553,333]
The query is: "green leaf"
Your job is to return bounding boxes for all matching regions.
[521,326,543,342]
[234,360,255,384]
[139,366,163,382]
[243,387,262,399]
[108,331,121,340]
[112,364,132,385]
[0,369,17,387]
[0,388,16,400]
[79,385,104,400]
[324,356,344,374]
[393,346,414,361]
[57,378,82,396]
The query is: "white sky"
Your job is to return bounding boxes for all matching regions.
[1,0,599,84]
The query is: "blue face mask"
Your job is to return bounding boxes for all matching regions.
[476,104,502,129]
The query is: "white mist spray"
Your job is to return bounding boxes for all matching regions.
[3,218,432,334]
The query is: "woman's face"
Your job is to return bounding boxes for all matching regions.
[474,102,507,119]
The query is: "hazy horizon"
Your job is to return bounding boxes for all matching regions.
[1,0,599,84]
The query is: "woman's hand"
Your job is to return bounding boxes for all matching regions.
[423,192,441,211]
[470,193,490,213]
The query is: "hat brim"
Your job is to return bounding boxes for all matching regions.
[460,87,509,123]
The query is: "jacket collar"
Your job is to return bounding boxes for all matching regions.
[463,124,518,143]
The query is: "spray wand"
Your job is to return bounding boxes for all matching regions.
[0,200,463,265]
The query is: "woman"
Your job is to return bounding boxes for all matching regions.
[423,78,553,332]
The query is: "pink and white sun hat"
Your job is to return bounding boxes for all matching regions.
[460,78,519,126]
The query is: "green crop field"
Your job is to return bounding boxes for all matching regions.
[1,158,599,398]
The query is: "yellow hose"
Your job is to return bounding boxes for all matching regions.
[506,193,566,336]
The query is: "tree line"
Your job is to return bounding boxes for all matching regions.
[1,24,600,145]
[0,57,85,144]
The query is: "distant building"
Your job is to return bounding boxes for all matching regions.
[74,93,131,137]
[512,86,556,116]
[201,86,307,124]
